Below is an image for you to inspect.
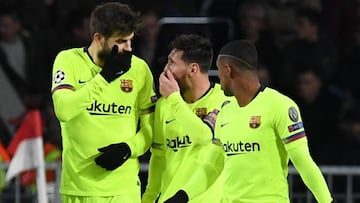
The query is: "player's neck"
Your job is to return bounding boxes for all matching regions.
[87,42,103,67]
[183,77,210,103]
[234,80,261,107]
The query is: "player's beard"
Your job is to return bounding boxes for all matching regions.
[98,42,112,63]
[223,89,233,97]
[221,82,233,97]
[176,74,189,94]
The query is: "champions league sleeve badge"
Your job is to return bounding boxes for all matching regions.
[54,70,65,84]
[288,106,299,122]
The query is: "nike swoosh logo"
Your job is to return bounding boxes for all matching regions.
[78,80,88,84]
[165,119,176,124]
[220,122,229,127]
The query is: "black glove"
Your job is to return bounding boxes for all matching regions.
[95,142,131,170]
[100,45,132,83]
[164,190,189,203]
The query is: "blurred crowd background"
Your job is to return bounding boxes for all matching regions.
[0,0,360,170]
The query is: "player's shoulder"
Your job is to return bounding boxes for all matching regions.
[130,55,152,75]
[263,87,297,106]
[211,83,227,97]
[131,55,149,68]
[55,47,84,60]
[212,83,236,102]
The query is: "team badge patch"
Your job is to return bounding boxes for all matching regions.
[203,109,220,132]
[249,116,261,128]
[288,122,304,132]
[288,107,299,122]
[54,70,65,84]
[120,79,133,92]
[196,108,207,119]
[151,95,158,103]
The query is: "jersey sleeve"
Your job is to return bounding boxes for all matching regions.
[288,141,333,203]
[126,60,157,156]
[273,97,307,150]
[181,141,224,200]
[141,144,165,203]
[51,50,109,122]
[137,58,157,114]
[141,98,168,202]
[274,96,332,202]
[164,92,213,145]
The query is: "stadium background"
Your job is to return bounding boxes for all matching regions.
[0,0,359,202]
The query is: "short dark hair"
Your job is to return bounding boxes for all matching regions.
[218,39,258,70]
[169,34,213,73]
[90,2,140,38]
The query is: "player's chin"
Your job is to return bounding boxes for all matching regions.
[223,89,233,97]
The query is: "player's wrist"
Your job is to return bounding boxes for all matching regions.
[165,91,182,103]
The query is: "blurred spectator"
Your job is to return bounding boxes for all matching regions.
[339,104,360,165]
[133,9,160,66]
[202,0,242,21]
[0,6,46,136]
[266,0,298,48]
[60,6,92,49]
[281,6,338,94]
[17,0,58,32]
[336,17,360,104]
[333,102,360,196]
[257,62,272,87]
[235,0,283,89]
[293,66,342,165]
[320,0,357,46]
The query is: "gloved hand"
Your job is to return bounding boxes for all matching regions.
[95,142,131,170]
[100,45,132,83]
[164,190,189,203]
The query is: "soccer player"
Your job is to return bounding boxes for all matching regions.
[214,40,333,202]
[142,34,231,203]
[51,2,156,203]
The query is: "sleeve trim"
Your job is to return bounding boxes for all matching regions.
[283,131,306,144]
[51,84,74,94]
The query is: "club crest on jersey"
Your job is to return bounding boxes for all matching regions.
[249,116,261,128]
[196,108,207,118]
[120,79,133,92]
[288,107,299,122]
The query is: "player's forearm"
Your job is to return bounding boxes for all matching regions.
[182,142,224,199]
[142,147,164,203]
[126,112,154,157]
[165,92,213,144]
[289,142,333,203]
[52,74,108,122]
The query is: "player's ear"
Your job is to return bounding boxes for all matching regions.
[189,63,199,74]
[94,33,105,46]
[224,64,233,78]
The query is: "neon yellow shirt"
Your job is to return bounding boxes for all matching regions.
[51,47,156,196]
[216,86,332,203]
[143,83,231,203]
